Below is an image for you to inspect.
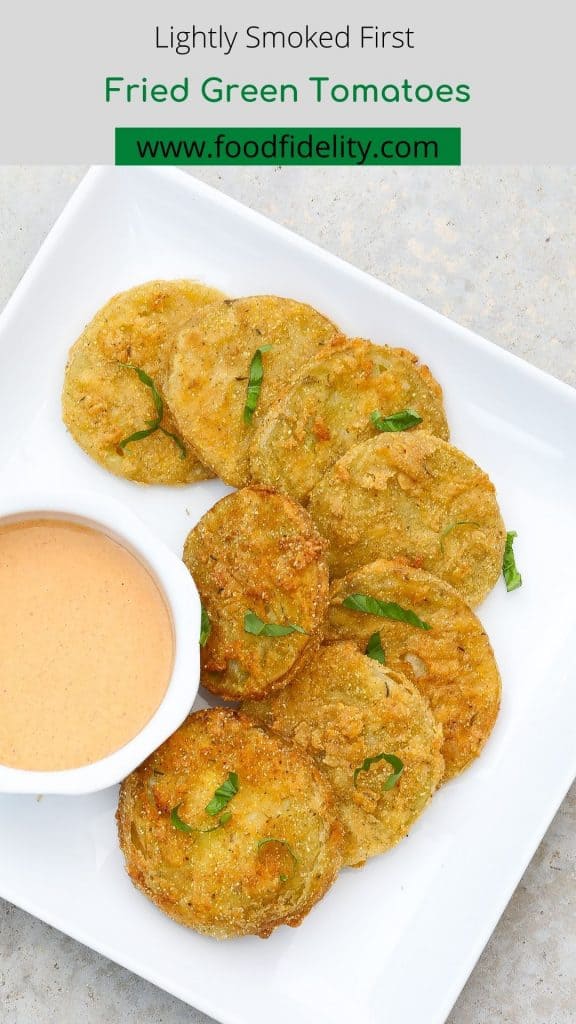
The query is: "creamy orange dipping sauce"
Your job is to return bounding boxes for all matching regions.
[0,518,173,771]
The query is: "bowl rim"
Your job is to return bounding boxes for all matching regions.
[0,487,200,794]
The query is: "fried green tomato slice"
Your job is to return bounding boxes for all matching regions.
[308,433,506,606]
[248,338,449,503]
[62,279,224,484]
[326,560,501,780]
[183,486,329,700]
[117,708,344,938]
[243,643,443,867]
[167,296,341,487]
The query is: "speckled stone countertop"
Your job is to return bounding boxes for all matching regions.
[0,166,574,1024]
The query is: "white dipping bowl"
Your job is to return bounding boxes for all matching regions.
[0,490,200,795]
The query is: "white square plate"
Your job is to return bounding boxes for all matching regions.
[0,167,575,1024]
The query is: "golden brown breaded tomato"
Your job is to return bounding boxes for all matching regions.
[117,708,343,938]
[326,561,501,779]
[167,296,341,487]
[249,338,449,503]
[308,433,506,606]
[62,280,224,484]
[243,643,443,867]
[183,486,329,700]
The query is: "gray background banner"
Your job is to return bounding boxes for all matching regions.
[0,0,574,163]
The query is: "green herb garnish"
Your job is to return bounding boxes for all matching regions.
[158,426,187,459]
[503,530,522,592]
[205,772,239,816]
[243,345,272,424]
[353,753,404,790]
[200,604,211,647]
[244,610,307,637]
[118,365,163,448]
[170,805,232,833]
[366,407,422,432]
[439,520,482,553]
[365,631,386,664]
[342,593,431,631]
[370,409,423,433]
[170,805,195,832]
[129,365,163,419]
[118,425,159,448]
[118,364,186,458]
[169,771,238,831]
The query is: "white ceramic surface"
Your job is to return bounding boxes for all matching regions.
[0,166,574,1024]
[0,489,201,794]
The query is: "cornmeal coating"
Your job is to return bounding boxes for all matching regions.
[326,561,501,779]
[243,643,443,867]
[183,486,329,700]
[117,708,343,938]
[249,338,449,502]
[62,279,223,484]
[308,433,506,606]
[167,296,341,486]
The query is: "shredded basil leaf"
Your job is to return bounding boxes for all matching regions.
[170,804,231,833]
[370,409,423,433]
[243,345,272,424]
[120,364,163,431]
[205,772,239,816]
[158,426,187,459]
[353,753,404,790]
[439,520,482,553]
[503,530,522,592]
[200,604,211,647]
[117,364,186,457]
[127,365,164,419]
[118,425,158,449]
[342,593,431,631]
[279,873,289,883]
[365,631,386,664]
[170,805,194,832]
[244,610,307,637]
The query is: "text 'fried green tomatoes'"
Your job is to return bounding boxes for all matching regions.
[309,433,506,606]
[243,643,443,867]
[117,708,343,938]
[326,561,501,779]
[167,296,341,487]
[249,338,449,503]
[183,486,329,700]
[62,279,224,484]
